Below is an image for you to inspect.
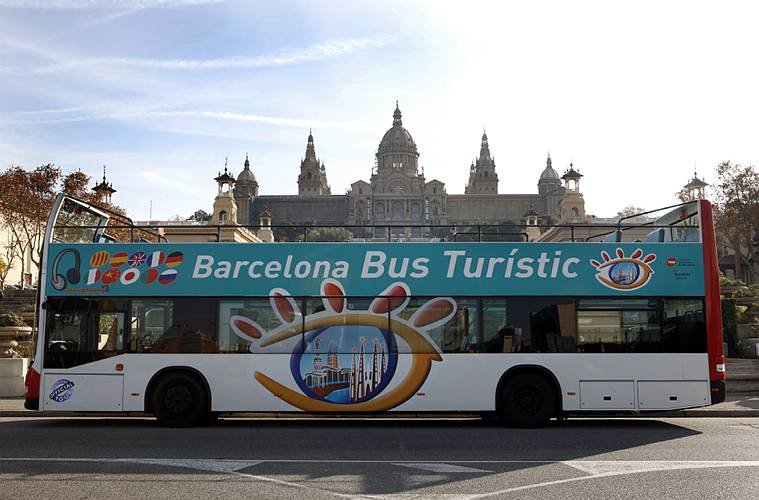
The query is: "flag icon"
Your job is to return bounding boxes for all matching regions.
[128,251,146,267]
[140,268,159,284]
[102,268,121,285]
[87,268,102,285]
[90,251,110,267]
[165,251,184,268]
[158,269,178,285]
[147,251,165,268]
[109,252,128,267]
[121,268,140,285]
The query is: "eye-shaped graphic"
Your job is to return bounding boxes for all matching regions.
[229,279,456,412]
[590,248,656,291]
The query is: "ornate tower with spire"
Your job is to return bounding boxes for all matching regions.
[558,163,587,224]
[211,158,238,224]
[233,154,259,225]
[92,165,116,205]
[682,170,709,200]
[465,130,498,194]
[297,130,331,196]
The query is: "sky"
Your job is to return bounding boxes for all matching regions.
[1,0,758,221]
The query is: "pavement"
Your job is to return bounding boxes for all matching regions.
[2,394,758,418]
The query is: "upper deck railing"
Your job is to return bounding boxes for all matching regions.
[48,195,702,245]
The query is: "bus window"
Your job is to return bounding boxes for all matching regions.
[400,297,477,353]
[577,298,660,353]
[44,298,127,368]
[662,299,706,353]
[52,197,108,244]
[131,298,217,354]
[218,298,302,353]
[480,299,511,353]
[505,298,577,353]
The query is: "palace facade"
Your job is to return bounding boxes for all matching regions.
[228,102,576,231]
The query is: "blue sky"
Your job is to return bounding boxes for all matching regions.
[1,0,758,220]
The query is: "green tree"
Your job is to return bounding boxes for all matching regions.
[188,209,211,222]
[301,227,354,242]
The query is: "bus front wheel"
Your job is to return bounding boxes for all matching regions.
[499,372,557,428]
[150,373,210,427]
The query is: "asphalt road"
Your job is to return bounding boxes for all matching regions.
[1,416,758,499]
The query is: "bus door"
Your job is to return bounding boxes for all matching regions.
[42,301,127,412]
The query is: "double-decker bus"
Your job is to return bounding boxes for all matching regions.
[24,195,725,427]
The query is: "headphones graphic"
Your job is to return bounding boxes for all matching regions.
[51,248,82,291]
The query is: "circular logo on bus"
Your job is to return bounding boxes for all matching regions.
[590,248,656,291]
[49,379,75,402]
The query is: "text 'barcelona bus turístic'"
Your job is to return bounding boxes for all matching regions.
[24,194,725,427]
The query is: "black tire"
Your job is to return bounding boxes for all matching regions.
[499,372,557,428]
[150,373,209,427]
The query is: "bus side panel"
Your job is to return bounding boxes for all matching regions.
[43,352,710,413]
[42,372,124,412]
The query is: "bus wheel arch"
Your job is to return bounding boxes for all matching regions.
[495,365,562,427]
[145,367,213,427]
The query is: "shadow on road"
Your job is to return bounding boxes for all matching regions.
[0,417,703,495]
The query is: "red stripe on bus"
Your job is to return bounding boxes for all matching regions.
[700,200,725,381]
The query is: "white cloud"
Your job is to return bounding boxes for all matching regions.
[0,108,370,131]
[0,0,221,8]
[34,35,396,73]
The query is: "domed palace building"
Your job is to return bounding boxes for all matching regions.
[242,102,568,235]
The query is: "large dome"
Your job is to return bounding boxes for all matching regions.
[377,103,418,156]
[539,154,560,180]
[237,154,257,183]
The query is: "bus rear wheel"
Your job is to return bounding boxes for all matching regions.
[150,373,210,427]
[499,372,557,428]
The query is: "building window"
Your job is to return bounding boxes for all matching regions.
[391,200,404,219]
[375,202,385,218]
[411,202,421,218]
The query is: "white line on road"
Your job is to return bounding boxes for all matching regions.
[392,463,492,473]
[465,460,759,499]
[0,457,356,499]
[3,457,759,499]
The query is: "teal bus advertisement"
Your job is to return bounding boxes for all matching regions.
[46,242,706,297]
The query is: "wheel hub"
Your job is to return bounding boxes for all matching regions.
[164,385,193,415]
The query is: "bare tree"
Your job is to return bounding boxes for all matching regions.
[0,164,127,282]
[712,161,759,282]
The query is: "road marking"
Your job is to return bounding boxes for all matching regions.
[0,458,355,499]
[563,460,759,476]
[466,460,759,499]
[392,463,492,473]
[129,458,263,474]
[3,457,759,499]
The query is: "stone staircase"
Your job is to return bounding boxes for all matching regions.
[0,288,36,314]
[727,358,759,393]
